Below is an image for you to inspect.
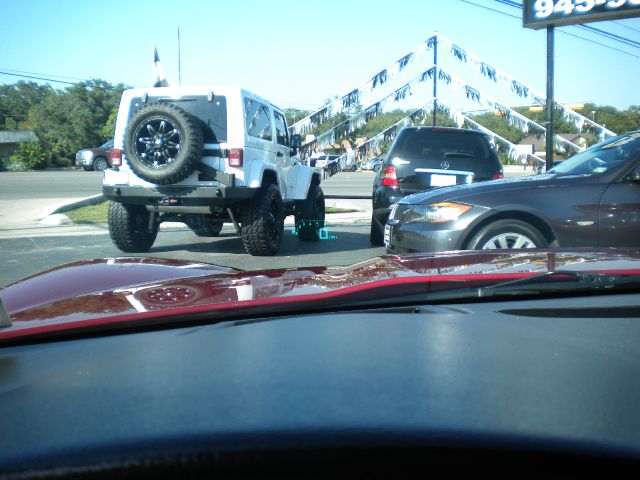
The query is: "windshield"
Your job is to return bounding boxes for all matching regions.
[0,3,639,316]
[549,131,640,176]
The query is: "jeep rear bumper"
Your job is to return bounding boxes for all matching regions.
[103,185,256,207]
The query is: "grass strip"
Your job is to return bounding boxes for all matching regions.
[65,201,359,224]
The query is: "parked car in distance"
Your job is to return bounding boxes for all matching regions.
[338,153,357,171]
[314,154,341,175]
[385,130,640,254]
[75,139,113,171]
[370,127,504,245]
[361,157,383,171]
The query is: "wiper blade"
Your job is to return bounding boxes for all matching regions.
[341,271,640,309]
[477,270,640,298]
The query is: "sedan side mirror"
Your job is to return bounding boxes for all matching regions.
[628,166,640,183]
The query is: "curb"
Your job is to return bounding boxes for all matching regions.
[39,194,106,225]
[48,194,106,216]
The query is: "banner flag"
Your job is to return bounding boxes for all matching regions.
[152,44,169,88]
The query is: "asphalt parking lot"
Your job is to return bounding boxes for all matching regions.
[0,167,532,287]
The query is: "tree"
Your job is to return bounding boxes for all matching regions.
[102,107,118,139]
[29,79,127,162]
[0,81,52,130]
[284,108,310,127]
[466,111,528,144]
[582,103,640,135]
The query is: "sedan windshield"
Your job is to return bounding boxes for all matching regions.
[549,132,640,177]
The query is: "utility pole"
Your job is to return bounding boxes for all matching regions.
[433,34,438,127]
[545,26,554,172]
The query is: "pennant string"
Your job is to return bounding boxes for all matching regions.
[301,67,436,151]
[436,32,616,138]
[291,34,438,135]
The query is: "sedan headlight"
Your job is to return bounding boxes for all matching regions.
[406,202,472,224]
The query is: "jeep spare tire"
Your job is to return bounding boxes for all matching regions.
[124,102,203,184]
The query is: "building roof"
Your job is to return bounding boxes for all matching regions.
[0,130,39,144]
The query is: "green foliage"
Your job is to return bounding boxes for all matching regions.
[0,81,52,130]
[7,142,48,170]
[28,79,128,162]
[102,107,118,139]
[466,111,528,144]
[284,108,310,127]
[513,106,580,134]
[581,103,640,136]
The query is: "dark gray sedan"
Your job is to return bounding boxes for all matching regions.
[385,131,640,254]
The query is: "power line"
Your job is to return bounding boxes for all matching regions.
[494,0,640,49]
[459,0,640,59]
[0,70,79,85]
[0,68,90,82]
[612,20,640,33]
[580,23,640,48]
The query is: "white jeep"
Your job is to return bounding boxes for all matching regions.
[103,86,325,256]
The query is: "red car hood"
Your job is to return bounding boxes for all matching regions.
[2,250,640,344]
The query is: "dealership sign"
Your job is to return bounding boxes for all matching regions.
[523,0,640,29]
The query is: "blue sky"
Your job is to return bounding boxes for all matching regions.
[1,0,639,112]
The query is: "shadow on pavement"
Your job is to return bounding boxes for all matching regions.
[149,226,378,258]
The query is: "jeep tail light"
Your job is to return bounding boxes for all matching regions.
[492,172,504,180]
[228,148,243,167]
[381,166,399,187]
[109,148,123,167]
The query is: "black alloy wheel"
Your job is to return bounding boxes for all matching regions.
[124,103,203,184]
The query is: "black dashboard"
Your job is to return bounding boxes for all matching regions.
[2,293,640,478]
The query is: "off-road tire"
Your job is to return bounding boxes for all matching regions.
[190,221,224,237]
[108,201,158,252]
[241,184,284,256]
[370,215,384,246]
[124,102,203,184]
[295,183,325,241]
[93,157,109,171]
[465,219,547,250]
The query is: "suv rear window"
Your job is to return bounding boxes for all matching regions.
[128,95,227,143]
[389,129,493,169]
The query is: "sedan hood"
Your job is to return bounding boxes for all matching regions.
[2,251,640,343]
[402,173,559,205]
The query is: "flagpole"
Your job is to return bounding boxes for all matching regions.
[178,28,182,86]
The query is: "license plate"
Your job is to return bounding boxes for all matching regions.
[430,174,457,187]
[384,224,391,246]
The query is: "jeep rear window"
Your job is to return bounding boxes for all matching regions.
[389,129,494,168]
[129,95,227,143]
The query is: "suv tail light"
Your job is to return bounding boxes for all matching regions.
[109,148,123,167]
[381,166,399,187]
[492,172,504,180]
[228,148,243,167]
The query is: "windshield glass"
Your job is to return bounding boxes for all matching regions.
[0,2,639,310]
[549,132,640,176]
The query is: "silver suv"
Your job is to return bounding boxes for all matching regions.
[103,86,325,256]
